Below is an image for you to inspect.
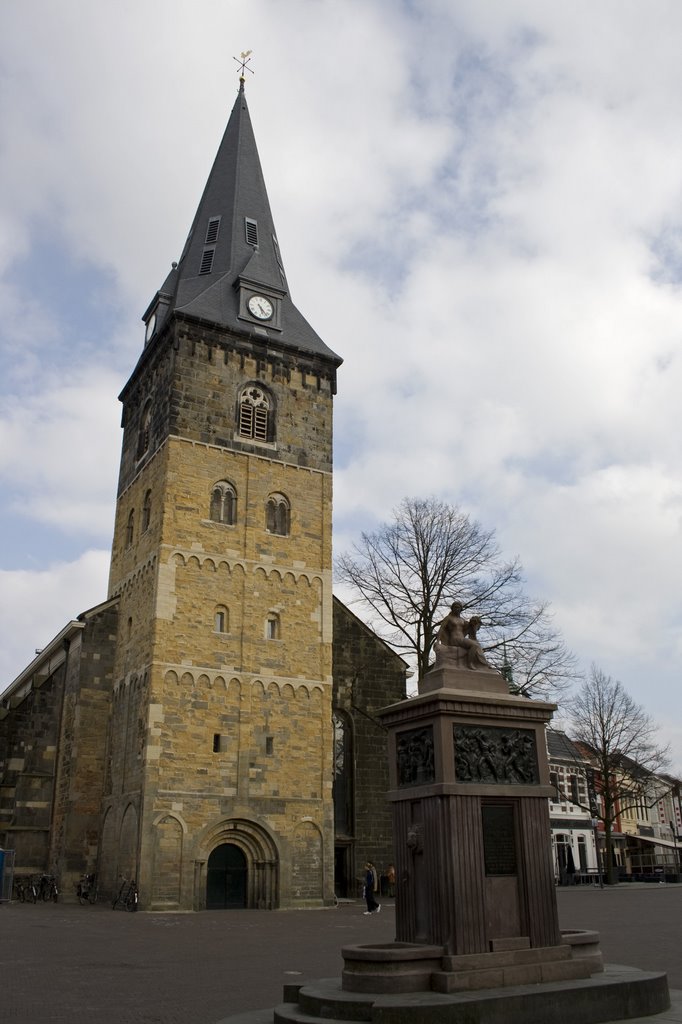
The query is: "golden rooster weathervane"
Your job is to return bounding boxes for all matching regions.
[233,50,254,83]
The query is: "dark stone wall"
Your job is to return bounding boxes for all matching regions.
[332,598,406,896]
[0,665,65,875]
[50,605,118,892]
[117,318,336,495]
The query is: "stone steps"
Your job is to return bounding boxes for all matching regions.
[249,966,670,1024]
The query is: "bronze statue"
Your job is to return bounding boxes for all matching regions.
[435,601,492,670]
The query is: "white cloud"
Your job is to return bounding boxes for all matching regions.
[0,550,111,686]
[1,1,682,768]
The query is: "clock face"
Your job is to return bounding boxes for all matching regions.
[248,295,274,321]
[145,312,157,342]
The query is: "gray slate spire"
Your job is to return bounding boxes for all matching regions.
[143,80,340,365]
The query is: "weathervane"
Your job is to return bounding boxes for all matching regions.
[233,50,254,83]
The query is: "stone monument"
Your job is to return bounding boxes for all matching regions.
[223,604,670,1024]
[381,598,563,965]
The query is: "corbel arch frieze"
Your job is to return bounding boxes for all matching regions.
[111,555,157,597]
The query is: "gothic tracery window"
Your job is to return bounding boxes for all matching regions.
[333,710,353,836]
[239,385,271,442]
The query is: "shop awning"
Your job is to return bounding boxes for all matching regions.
[625,834,679,850]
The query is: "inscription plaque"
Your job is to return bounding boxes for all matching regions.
[482,804,517,875]
[454,725,539,784]
[397,726,435,787]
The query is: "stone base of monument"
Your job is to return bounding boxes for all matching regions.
[340,933,601,994]
[222,933,670,1024]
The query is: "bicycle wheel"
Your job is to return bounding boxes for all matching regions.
[17,885,25,903]
[30,886,37,904]
[52,885,59,903]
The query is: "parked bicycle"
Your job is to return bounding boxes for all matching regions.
[75,872,98,905]
[112,877,138,912]
[13,876,37,903]
[38,874,59,902]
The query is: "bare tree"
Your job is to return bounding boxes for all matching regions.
[569,665,670,884]
[335,496,577,698]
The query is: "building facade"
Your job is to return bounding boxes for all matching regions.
[0,80,407,909]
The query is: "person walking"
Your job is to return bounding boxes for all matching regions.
[363,862,381,914]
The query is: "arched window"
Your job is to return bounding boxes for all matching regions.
[214,606,229,633]
[239,385,271,441]
[141,490,152,533]
[266,613,280,640]
[125,509,134,548]
[333,710,354,837]
[137,401,152,459]
[266,493,290,536]
[210,481,237,525]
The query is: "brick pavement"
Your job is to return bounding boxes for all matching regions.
[0,887,681,1024]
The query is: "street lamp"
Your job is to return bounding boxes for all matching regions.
[591,817,604,889]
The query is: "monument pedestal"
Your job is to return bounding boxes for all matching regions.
[221,660,671,1024]
[379,661,561,956]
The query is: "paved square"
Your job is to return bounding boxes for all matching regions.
[0,886,680,1023]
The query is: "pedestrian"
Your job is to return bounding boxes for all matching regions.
[363,862,381,914]
[386,863,396,898]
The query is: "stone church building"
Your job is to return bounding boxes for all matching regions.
[0,80,406,909]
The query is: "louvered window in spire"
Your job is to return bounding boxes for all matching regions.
[205,217,221,244]
[199,248,215,275]
[245,218,258,246]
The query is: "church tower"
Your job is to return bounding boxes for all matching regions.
[103,77,341,910]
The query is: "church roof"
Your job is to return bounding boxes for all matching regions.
[143,79,341,366]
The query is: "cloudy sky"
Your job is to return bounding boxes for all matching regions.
[2,1,682,765]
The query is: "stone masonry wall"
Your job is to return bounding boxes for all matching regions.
[50,605,118,894]
[332,599,407,894]
[0,667,64,875]
[105,319,335,910]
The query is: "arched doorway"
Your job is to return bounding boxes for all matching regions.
[206,843,247,908]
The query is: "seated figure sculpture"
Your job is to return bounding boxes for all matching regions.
[435,601,492,670]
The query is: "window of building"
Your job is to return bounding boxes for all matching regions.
[245,217,258,246]
[214,606,229,633]
[333,710,354,836]
[266,614,280,640]
[137,402,152,459]
[125,509,134,548]
[266,493,290,536]
[266,737,274,756]
[549,771,559,800]
[239,385,270,441]
[205,216,221,244]
[199,247,215,274]
[210,481,237,525]
[141,490,152,533]
[213,733,224,753]
[570,775,580,806]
